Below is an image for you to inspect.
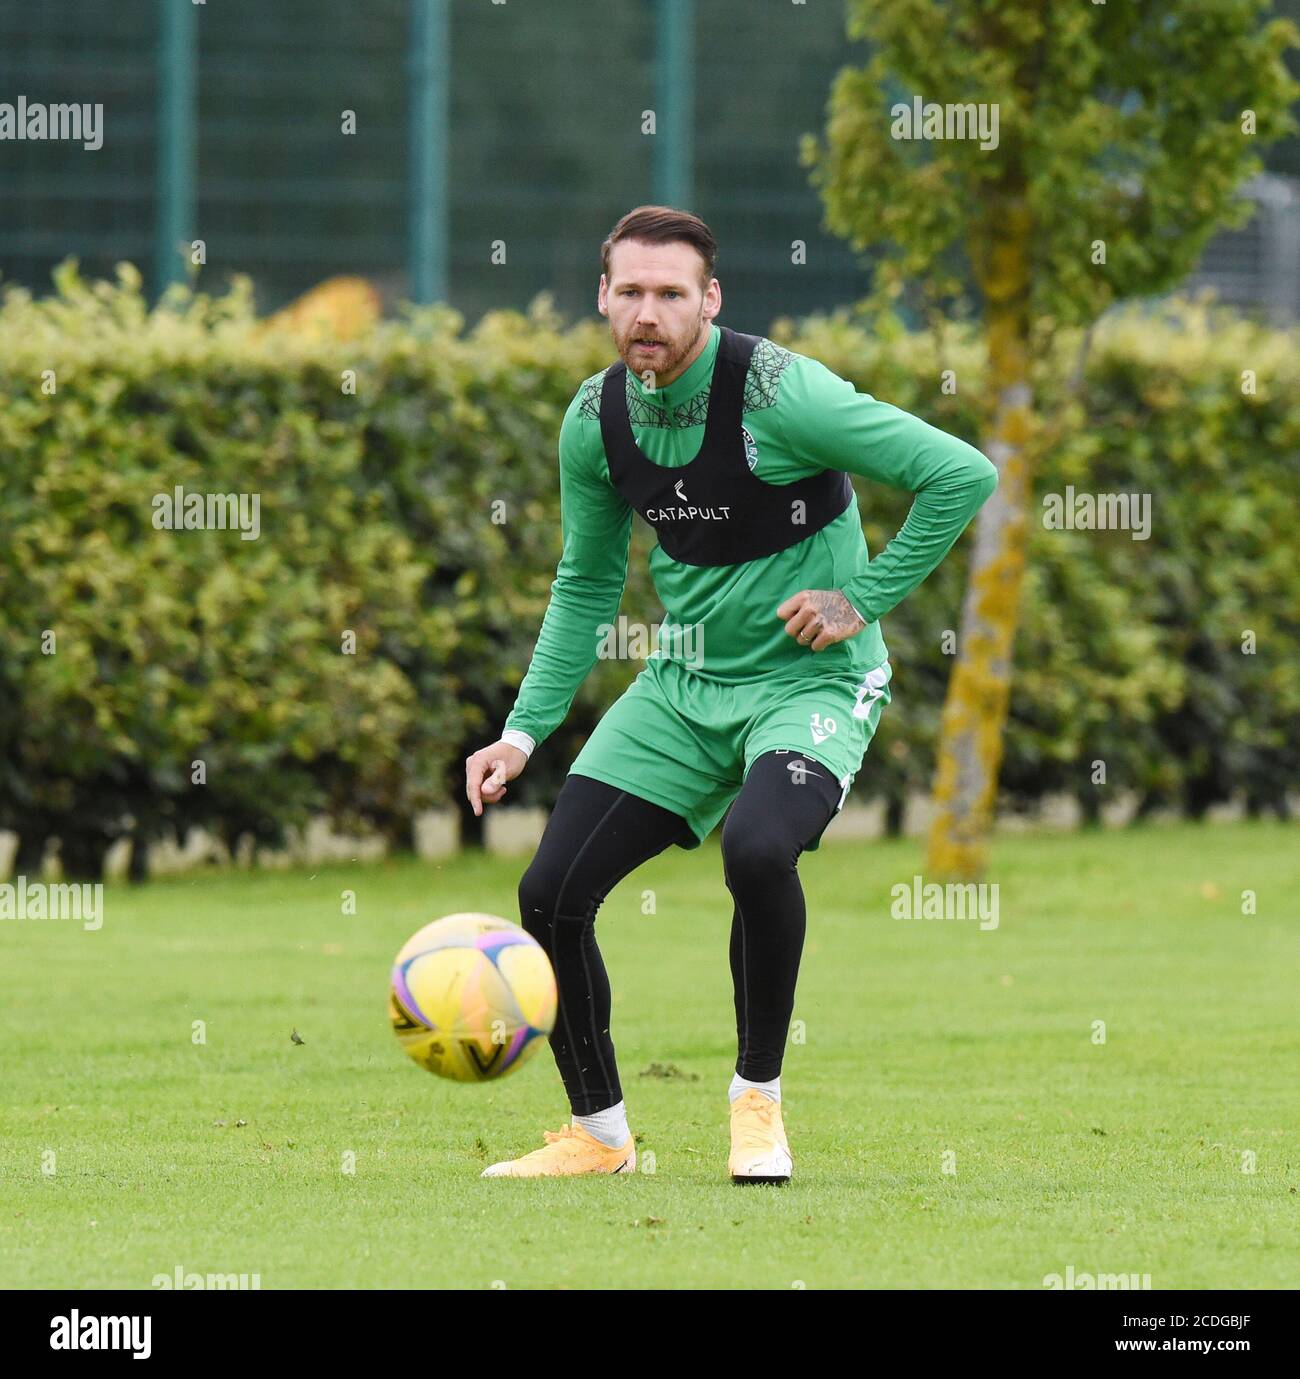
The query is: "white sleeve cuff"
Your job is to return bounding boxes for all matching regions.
[842,592,871,626]
[501,728,536,760]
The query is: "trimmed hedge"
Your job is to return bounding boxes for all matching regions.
[780,299,1299,821]
[0,266,1295,874]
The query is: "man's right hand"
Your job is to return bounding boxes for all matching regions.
[465,741,529,817]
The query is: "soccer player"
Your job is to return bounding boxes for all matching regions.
[465,206,997,1182]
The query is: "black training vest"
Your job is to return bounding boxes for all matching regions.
[598,325,853,567]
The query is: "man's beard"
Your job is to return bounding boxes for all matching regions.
[615,314,704,383]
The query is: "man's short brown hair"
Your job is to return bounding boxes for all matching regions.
[600,205,718,288]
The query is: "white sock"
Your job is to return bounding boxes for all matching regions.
[729,1072,780,1104]
[573,1100,630,1148]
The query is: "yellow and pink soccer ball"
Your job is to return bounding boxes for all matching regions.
[388,913,556,1082]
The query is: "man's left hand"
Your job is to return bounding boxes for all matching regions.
[777,589,867,652]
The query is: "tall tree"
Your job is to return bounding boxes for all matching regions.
[804,0,1298,877]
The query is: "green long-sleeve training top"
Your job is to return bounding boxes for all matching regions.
[503,322,998,752]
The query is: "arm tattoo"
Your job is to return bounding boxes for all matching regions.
[804,589,865,638]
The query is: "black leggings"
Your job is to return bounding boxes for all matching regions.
[517,751,844,1115]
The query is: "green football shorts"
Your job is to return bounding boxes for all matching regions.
[568,655,892,850]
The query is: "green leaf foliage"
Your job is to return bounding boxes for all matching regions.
[0,269,1294,872]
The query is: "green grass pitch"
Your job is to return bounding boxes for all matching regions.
[1,819,1296,1289]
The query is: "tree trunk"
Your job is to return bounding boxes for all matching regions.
[926,200,1035,880]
